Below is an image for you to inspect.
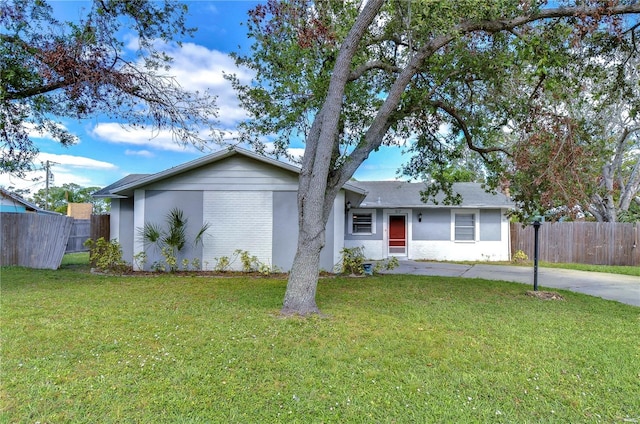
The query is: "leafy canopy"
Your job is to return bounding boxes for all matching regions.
[230,0,640,217]
[1,0,219,176]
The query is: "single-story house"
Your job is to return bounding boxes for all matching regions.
[0,188,60,215]
[344,181,513,262]
[94,147,513,271]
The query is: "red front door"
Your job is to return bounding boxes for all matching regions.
[389,215,406,255]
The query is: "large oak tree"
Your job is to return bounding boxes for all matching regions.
[1,0,218,176]
[230,0,640,315]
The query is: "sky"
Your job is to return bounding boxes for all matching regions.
[1,1,408,195]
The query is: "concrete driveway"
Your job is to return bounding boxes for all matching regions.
[381,260,640,307]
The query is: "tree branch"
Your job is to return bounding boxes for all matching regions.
[348,60,401,81]
[432,100,511,157]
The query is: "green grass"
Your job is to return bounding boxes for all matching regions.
[1,258,639,423]
[538,261,640,277]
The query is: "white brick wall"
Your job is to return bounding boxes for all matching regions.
[202,191,273,270]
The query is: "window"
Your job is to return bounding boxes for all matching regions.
[454,212,476,241]
[350,210,376,234]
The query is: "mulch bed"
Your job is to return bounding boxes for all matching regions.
[526,290,565,301]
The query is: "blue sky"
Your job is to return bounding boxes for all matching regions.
[2,1,407,194]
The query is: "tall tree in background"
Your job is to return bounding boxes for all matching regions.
[503,38,640,222]
[1,0,218,176]
[31,183,109,214]
[230,0,640,315]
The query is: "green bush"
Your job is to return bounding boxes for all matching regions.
[83,237,129,273]
[512,249,529,264]
[337,246,365,275]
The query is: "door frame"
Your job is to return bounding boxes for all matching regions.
[383,209,412,258]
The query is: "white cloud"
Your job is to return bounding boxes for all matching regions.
[121,38,253,130]
[36,152,117,170]
[1,152,118,193]
[125,149,154,158]
[162,42,253,128]
[91,123,203,152]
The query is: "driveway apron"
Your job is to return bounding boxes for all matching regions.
[382,260,640,307]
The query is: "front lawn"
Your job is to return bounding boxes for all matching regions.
[1,260,638,423]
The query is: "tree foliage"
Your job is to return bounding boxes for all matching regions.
[31,182,109,214]
[231,0,640,314]
[1,0,219,175]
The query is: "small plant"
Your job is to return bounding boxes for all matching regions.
[191,258,201,271]
[337,246,366,275]
[373,256,399,273]
[181,258,190,271]
[213,256,232,272]
[512,250,529,264]
[236,249,260,272]
[138,208,210,272]
[133,251,147,270]
[83,237,129,273]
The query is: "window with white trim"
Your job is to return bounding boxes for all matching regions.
[454,212,476,241]
[349,210,376,234]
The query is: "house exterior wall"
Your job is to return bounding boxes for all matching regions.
[142,190,204,270]
[110,198,135,263]
[273,191,299,271]
[111,154,343,272]
[0,197,27,213]
[203,190,273,271]
[345,207,511,261]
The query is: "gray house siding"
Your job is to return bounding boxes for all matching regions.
[103,153,344,272]
[142,156,299,192]
[413,209,450,241]
[116,198,135,263]
[142,190,204,270]
[272,191,299,271]
[479,209,502,241]
[273,191,337,271]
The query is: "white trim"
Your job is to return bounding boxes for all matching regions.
[383,209,412,257]
[451,209,480,242]
[132,189,145,271]
[333,192,346,267]
[109,198,120,243]
[348,208,377,235]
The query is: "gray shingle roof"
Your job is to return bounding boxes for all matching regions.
[351,181,513,208]
[0,188,62,214]
[92,174,150,198]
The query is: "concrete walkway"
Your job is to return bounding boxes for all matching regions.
[381,260,640,307]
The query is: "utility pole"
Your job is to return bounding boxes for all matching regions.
[45,160,50,210]
[44,160,56,210]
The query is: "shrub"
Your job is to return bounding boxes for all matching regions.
[83,237,129,273]
[337,246,366,275]
[512,249,529,264]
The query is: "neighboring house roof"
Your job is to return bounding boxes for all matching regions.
[351,181,514,209]
[93,147,367,198]
[0,188,61,214]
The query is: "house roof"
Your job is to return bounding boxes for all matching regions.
[0,188,61,214]
[93,146,367,198]
[350,181,513,209]
[92,174,150,198]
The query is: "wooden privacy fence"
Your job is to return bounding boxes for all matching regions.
[65,214,111,253]
[511,222,640,266]
[66,219,90,253]
[90,214,110,242]
[1,213,73,269]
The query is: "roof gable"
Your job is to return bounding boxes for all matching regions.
[95,147,366,198]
